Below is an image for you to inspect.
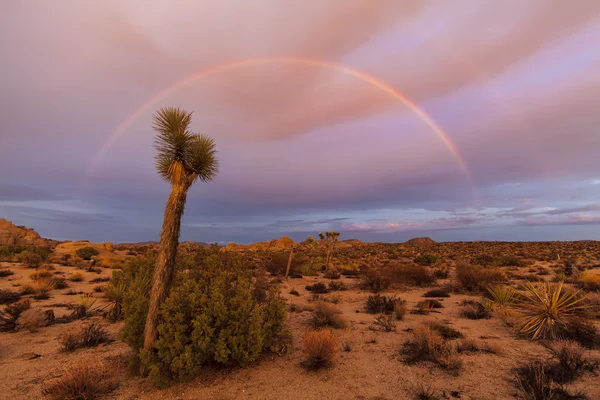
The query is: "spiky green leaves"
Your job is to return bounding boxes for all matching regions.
[515,282,588,340]
[153,107,218,185]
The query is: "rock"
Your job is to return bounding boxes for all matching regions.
[0,219,48,247]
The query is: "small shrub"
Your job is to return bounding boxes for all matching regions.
[80,322,110,347]
[366,294,402,314]
[360,269,390,292]
[411,382,440,400]
[544,340,597,383]
[0,289,21,304]
[386,263,436,286]
[69,272,85,282]
[423,288,450,298]
[429,322,464,339]
[289,288,300,296]
[561,318,600,348]
[68,293,96,319]
[456,262,505,292]
[402,325,462,372]
[0,269,14,278]
[305,282,329,294]
[311,301,347,329]
[460,300,492,320]
[456,339,500,354]
[42,362,119,400]
[414,254,442,266]
[328,281,347,291]
[89,276,111,283]
[324,270,341,280]
[76,246,99,260]
[514,361,587,400]
[19,251,43,267]
[343,343,352,352]
[30,269,53,281]
[371,314,396,332]
[395,303,407,320]
[302,329,337,369]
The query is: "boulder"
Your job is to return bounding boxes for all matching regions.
[0,219,48,247]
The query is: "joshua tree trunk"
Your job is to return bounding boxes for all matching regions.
[285,247,295,279]
[325,249,331,271]
[143,182,189,351]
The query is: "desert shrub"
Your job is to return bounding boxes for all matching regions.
[300,263,320,276]
[360,269,390,292]
[17,307,54,332]
[365,294,403,314]
[498,255,525,267]
[460,300,492,320]
[411,382,441,400]
[423,288,450,298]
[472,254,498,266]
[386,263,436,286]
[19,251,43,267]
[305,282,329,294]
[89,276,111,283]
[429,322,464,339]
[514,361,587,400]
[80,321,111,347]
[515,282,587,340]
[456,339,500,354]
[76,246,99,260]
[311,301,347,329]
[124,254,288,385]
[561,318,600,348]
[327,281,347,291]
[371,314,396,332]
[69,272,85,282]
[302,329,337,369]
[0,299,30,331]
[576,273,600,292]
[544,340,598,383]
[0,268,14,278]
[59,332,80,352]
[414,254,442,266]
[402,325,462,372]
[0,289,21,304]
[289,288,299,296]
[42,362,119,400]
[29,269,53,281]
[323,270,341,279]
[395,302,407,320]
[52,277,69,289]
[455,262,505,292]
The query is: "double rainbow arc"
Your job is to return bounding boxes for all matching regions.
[84,56,474,191]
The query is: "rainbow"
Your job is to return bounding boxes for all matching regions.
[84,56,474,189]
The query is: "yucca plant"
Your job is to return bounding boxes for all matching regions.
[103,282,126,321]
[515,282,588,340]
[488,285,517,308]
[68,293,97,319]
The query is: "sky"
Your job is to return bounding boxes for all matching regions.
[1,0,600,244]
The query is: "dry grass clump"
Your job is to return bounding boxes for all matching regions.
[29,269,53,281]
[423,288,450,298]
[456,338,501,354]
[365,294,404,314]
[69,272,85,282]
[0,268,14,278]
[305,282,329,294]
[410,382,441,400]
[455,262,505,292]
[544,340,598,383]
[514,361,588,400]
[460,300,492,320]
[429,322,464,339]
[311,301,347,329]
[302,329,337,369]
[370,314,396,332]
[402,325,462,373]
[327,281,347,291]
[0,288,21,304]
[560,318,600,348]
[59,322,111,352]
[42,361,120,400]
[515,282,588,340]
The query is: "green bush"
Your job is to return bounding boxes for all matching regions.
[123,253,289,386]
[76,246,100,260]
[414,254,442,266]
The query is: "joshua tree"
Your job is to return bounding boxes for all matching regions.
[284,236,314,279]
[143,107,218,351]
[319,231,340,271]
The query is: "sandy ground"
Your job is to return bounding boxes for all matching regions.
[1,262,599,400]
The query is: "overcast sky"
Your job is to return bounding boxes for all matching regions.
[1,0,600,243]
